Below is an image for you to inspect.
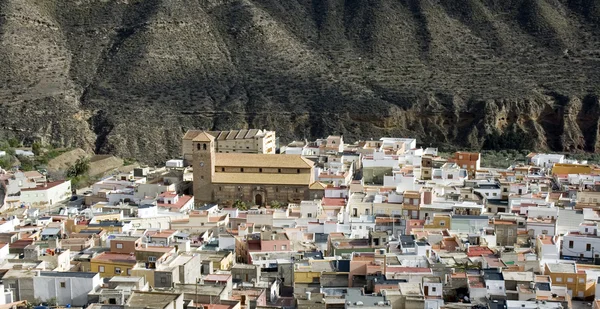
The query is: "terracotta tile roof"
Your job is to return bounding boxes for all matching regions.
[21,180,68,191]
[322,198,346,207]
[309,182,326,190]
[468,275,485,288]
[190,131,215,142]
[467,246,494,257]
[91,252,136,264]
[215,153,314,168]
[157,195,193,210]
[159,191,177,198]
[212,172,311,185]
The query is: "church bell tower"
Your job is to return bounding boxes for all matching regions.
[192,132,215,206]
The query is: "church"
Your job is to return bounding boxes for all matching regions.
[189,131,324,206]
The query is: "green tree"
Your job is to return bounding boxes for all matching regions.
[0,155,14,169]
[18,156,35,171]
[269,200,282,209]
[7,138,19,148]
[233,200,247,210]
[31,142,42,156]
[66,157,90,178]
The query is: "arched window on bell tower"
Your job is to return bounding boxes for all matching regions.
[197,143,201,151]
[203,143,207,150]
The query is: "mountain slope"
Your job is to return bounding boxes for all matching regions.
[1,0,600,163]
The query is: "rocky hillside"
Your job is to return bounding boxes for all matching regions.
[1,0,600,163]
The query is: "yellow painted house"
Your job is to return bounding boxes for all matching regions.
[90,252,137,278]
[294,260,342,284]
[545,263,597,299]
[424,214,451,230]
[552,163,597,176]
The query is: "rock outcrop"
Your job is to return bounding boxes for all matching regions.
[1,0,600,163]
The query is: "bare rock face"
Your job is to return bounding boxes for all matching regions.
[1,0,600,163]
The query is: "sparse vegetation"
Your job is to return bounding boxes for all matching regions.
[1,1,600,162]
[233,200,247,210]
[66,157,91,188]
[269,200,283,209]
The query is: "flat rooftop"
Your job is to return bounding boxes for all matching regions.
[40,271,97,278]
[127,291,180,309]
[546,263,576,274]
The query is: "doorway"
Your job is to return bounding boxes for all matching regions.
[255,194,263,206]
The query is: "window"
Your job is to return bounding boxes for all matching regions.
[485,193,489,196]
[542,230,548,235]
[60,282,66,288]
[241,168,244,172]
[307,213,312,218]
[274,245,277,250]
[219,187,222,191]
[203,144,207,150]
[567,277,573,283]
[297,169,300,174]
[148,256,157,262]
[197,144,201,151]
[493,193,497,197]
[115,267,121,274]
[278,169,281,173]
[447,174,453,179]
[431,287,436,292]
[99,266,105,273]
[116,243,123,249]
[587,244,592,251]
[440,221,445,226]
[579,278,585,283]
[282,245,287,250]
[221,167,225,172]
[569,241,574,248]
[503,188,508,192]
[556,277,562,282]
[127,269,131,275]
[259,168,262,173]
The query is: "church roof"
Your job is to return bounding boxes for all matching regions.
[185,129,267,141]
[309,182,327,190]
[191,131,215,142]
[215,153,314,169]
